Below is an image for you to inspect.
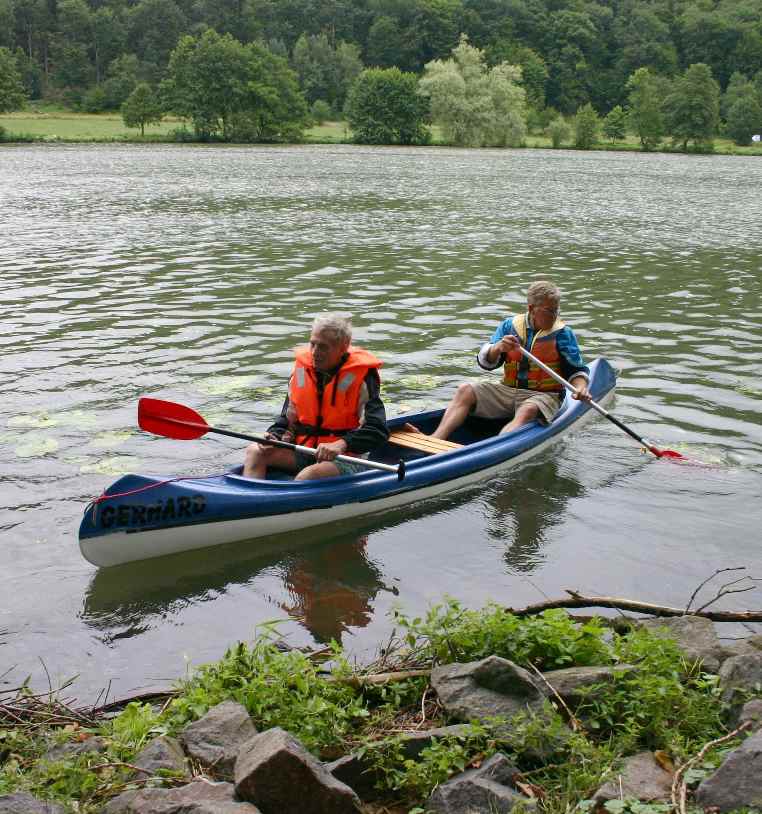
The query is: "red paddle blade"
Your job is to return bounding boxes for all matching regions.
[138,398,209,440]
[656,448,686,459]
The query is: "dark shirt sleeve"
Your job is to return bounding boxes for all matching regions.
[343,369,389,454]
[556,327,590,382]
[266,396,290,439]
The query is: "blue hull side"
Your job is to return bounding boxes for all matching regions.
[79,358,616,547]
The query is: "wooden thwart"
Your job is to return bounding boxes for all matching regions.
[388,430,463,455]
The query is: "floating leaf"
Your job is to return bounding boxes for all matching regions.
[90,431,133,449]
[398,374,441,391]
[196,376,258,396]
[56,410,100,429]
[7,413,59,429]
[80,456,140,476]
[14,435,59,458]
[201,407,231,426]
[387,399,438,417]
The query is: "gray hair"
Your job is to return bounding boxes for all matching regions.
[527,280,560,307]
[312,313,352,345]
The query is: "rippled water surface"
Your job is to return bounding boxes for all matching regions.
[2,144,761,700]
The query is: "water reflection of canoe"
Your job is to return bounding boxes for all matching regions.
[79,358,617,568]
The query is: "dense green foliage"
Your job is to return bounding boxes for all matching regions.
[663,62,721,150]
[120,80,161,134]
[3,0,762,129]
[626,67,667,150]
[547,115,571,147]
[574,102,600,148]
[0,45,27,112]
[345,67,430,145]
[0,605,754,813]
[161,29,307,140]
[419,35,527,147]
[602,104,627,142]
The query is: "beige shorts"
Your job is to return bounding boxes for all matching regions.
[471,380,562,425]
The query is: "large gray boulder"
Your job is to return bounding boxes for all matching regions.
[131,735,189,779]
[104,780,260,813]
[426,753,535,813]
[591,752,673,808]
[739,698,762,731]
[431,656,546,725]
[721,633,762,659]
[719,653,762,717]
[181,701,257,777]
[0,794,65,814]
[696,729,762,811]
[431,656,567,758]
[235,727,361,814]
[640,616,725,673]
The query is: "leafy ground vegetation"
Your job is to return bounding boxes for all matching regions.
[2,110,762,156]
[0,602,754,813]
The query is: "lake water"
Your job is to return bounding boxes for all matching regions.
[2,143,761,702]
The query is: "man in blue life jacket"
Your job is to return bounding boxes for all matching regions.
[408,280,592,440]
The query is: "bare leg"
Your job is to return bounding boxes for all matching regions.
[295,461,342,480]
[431,383,477,439]
[499,402,541,434]
[243,443,298,478]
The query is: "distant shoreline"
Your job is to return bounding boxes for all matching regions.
[3,111,762,157]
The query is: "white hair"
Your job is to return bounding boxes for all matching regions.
[527,280,560,307]
[312,313,352,344]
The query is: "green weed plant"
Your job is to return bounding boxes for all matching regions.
[165,637,369,754]
[394,600,611,669]
[0,607,744,813]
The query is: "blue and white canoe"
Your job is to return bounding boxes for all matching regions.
[79,358,617,568]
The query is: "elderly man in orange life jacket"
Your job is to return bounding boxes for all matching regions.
[243,314,389,480]
[407,280,592,440]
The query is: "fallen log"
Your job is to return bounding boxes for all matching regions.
[507,590,762,622]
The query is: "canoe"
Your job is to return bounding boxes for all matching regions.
[79,358,617,568]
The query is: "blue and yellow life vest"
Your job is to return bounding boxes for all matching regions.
[502,313,565,392]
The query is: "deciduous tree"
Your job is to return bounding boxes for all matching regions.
[602,104,627,143]
[726,89,762,145]
[121,81,163,134]
[291,32,362,112]
[626,67,665,151]
[547,114,570,147]
[0,46,27,112]
[663,62,720,151]
[573,101,598,148]
[345,66,430,144]
[418,34,526,147]
[163,29,307,142]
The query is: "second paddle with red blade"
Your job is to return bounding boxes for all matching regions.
[138,398,406,479]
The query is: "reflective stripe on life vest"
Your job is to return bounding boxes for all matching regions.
[288,346,383,448]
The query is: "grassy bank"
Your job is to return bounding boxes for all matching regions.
[0,601,751,813]
[2,109,762,155]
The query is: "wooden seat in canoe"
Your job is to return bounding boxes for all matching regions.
[388,430,463,455]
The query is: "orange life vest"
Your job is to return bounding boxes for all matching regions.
[288,346,383,448]
[502,313,565,392]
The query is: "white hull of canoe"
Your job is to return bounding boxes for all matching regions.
[79,393,612,569]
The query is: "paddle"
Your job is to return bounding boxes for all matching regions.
[138,398,406,480]
[517,347,685,460]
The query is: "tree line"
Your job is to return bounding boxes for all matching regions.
[0,0,761,148]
